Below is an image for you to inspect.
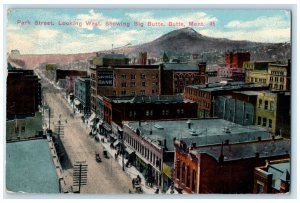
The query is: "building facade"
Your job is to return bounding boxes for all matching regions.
[255,91,290,137]
[184,82,269,118]
[174,138,290,193]
[225,51,250,69]
[7,69,42,120]
[74,76,91,114]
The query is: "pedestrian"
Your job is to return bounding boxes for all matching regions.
[132,178,135,188]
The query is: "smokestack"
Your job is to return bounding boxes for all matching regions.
[188,123,191,129]
[150,129,152,135]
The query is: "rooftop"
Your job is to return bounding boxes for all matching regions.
[96,53,128,59]
[190,138,290,162]
[6,139,59,193]
[125,118,273,152]
[107,95,194,104]
[161,63,199,71]
[186,82,268,92]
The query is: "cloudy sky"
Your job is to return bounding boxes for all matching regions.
[6,9,291,54]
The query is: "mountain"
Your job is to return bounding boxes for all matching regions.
[8,27,291,68]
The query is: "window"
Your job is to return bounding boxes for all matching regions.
[269,119,272,128]
[177,109,180,115]
[270,101,274,111]
[264,100,268,110]
[279,85,284,90]
[275,77,278,82]
[21,126,25,133]
[258,116,262,125]
[131,82,135,87]
[15,127,19,134]
[131,74,136,80]
[121,90,126,95]
[142,82,146,87]
[192,170,196,192]
[181,109,184,114]
[280,77,284,82]
[121,82,126,87]
[176,160,180,179]
[121,74,126,80]
[141,74,146,79]
[259,99,262,109]
[131,91,135,96]
[186,166,190,188]
[181,163,186,184]
[270,77,273,82]
[263,118,267,126]
[140,90,145,95]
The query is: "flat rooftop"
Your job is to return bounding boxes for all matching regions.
[107,95,195,104]
[6,139,59,193]
[190,139,290,162]
[125,118,273,152]
[187,82,268,92]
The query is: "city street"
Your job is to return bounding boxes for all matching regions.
[42,79,132,194]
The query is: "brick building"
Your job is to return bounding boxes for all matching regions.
[225,51,250,68]
[174,138,290,193]
[123,118,273,192]
[7,69,41,120]
[255,91,290,137]
[184,82,269,118]
[55,69,87,82]
[160,62,203,95]
[99,95,197,126]
[90,53,161,112]
[74,76,91,115]
[253,158,290,193]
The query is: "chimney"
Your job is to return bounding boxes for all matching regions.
[139,121,141,127]
[188,123,191,129]
[164,139,167,148]
[150,129,152,135]
[258,136,261,141]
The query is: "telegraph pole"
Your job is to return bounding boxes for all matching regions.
[73,162,88,193]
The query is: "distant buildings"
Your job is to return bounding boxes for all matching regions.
[245,61,291,91]
[225,51,250,69]
[174,138,290,193]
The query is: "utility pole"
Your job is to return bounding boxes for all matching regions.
[118,128,125,171]
[49,107,51,130]
[73,162,88,193]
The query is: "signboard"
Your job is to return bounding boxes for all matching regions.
[163,163,172,178]
[98,71,114,87]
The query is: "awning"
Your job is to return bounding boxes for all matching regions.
[88,113,96,122]
[102,123,112,131]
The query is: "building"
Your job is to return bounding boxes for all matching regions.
[160,62,203,95]
[255,91,290,137]
[253,159,290,193]
[6,112,43,141]
[225,51,250,69]
[174,138,290,193]
[137,52,147,65]
[214,91,260,125]
[184,82,269,118]
[217,67,245,82]
[6,139,60,193]
[55,69,87,82]
[74,76,91,115]
[243,61,272,72]
[100,94,197,126]
[123,118,273,192]
[245,61,290,91]
[90,53,161,112]
[7,69,41,120]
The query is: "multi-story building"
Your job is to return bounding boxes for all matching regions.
[225,51,250,68]
[90,53,161,112]
[253,158,290,193]
[7,69,42,120]
[245,61,290,91]
[160,62,202,95]
[243,61,272,72]
[255,91,290,137]
[123,118,273,192]
[99,95,197,126]
[184,82,269,118]
[174,138,290,194]
[74,76,91,115]
[214,91,259,125]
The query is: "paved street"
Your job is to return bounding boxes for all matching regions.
[42,78,132,194]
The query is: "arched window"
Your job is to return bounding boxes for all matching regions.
[187,166,190,188]
[176,160,180,179]
[181,163,185,184]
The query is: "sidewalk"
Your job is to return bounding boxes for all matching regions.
[98,134,159,194]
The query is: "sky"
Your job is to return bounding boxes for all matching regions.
[6,9,291,54]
